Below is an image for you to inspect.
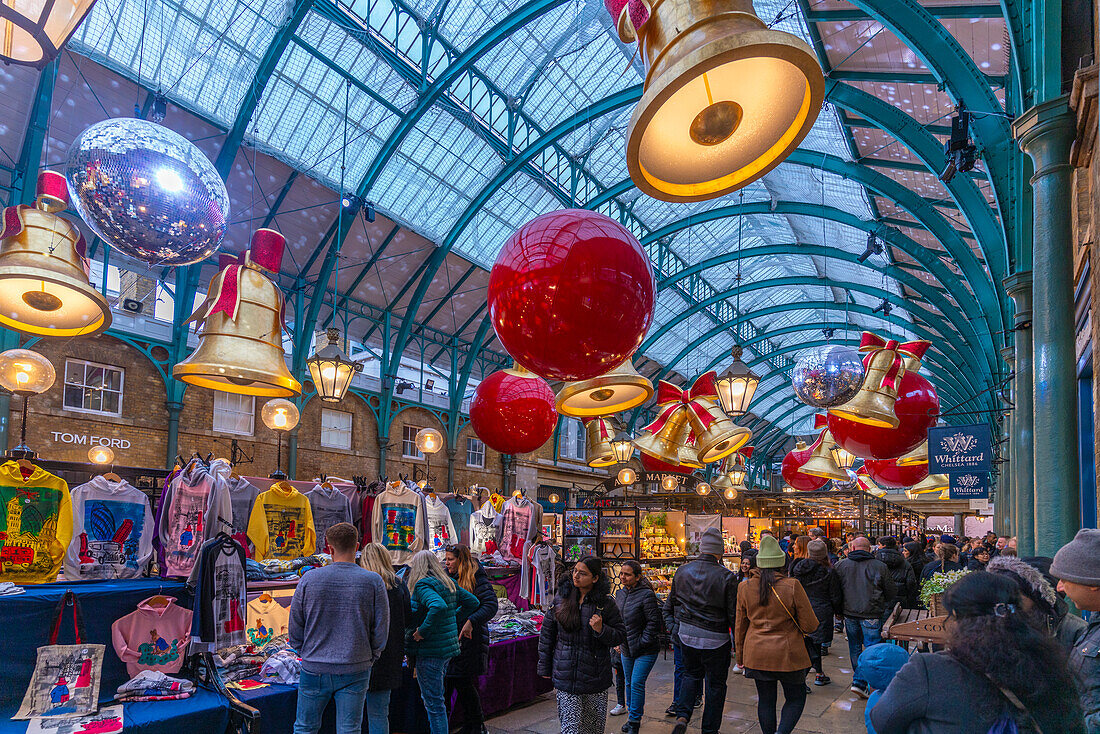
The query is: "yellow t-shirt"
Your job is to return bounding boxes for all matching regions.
[247,483,315,561]
[0,461,73,584]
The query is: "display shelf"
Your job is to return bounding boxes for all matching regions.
[639,509,687,560]
[598,507,639,559]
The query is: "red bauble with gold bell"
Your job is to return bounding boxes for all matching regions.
[781,440,829,491]
[487,210,655,381]
[864,457,929,489]
[828,371,939,460]
[469,366,557,455]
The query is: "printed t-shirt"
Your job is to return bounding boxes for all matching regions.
[0,461,72,584]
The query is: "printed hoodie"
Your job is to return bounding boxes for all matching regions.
[370,482,424,565]
[305,484,352,553]
[423,495,457,556]
[110,596,193,676]
[247,482,316,561]
[64,475,154,580]
[246,595,290,647]
[0,461,72,584]
[493,496,543,561]
[225,475,259,554]
[470,500,498,555]
[158,461,233,578]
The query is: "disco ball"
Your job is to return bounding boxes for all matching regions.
[65,118,229,266]
[791,344,865,408]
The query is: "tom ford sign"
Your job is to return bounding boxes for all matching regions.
[928,424,993,473]
[50,432,131,450]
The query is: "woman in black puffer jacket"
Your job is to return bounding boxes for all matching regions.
[789,539,843,687]
[613,561,662,734]
[538,556,626,734]
[444,545,498,734]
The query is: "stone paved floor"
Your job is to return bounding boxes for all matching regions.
[486,638,870,734]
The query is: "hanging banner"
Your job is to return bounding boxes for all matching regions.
[949,472,990,499]
[928,423,993,473]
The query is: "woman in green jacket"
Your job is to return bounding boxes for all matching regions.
[405,550,479,734]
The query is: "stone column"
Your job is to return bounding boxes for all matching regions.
[287,427,299,480]
[953,512,966,537]
[165,400,184,469]
[446,447,457,492]
[1015,97,1080,557]
[1000,346,1016,537]
[1004,274,1035,555]
[501,454,514,495]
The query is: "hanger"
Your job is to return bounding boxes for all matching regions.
[16,457,35,478]
[147,594,171,608]
[258,591,273,603]
[103,469,122,483]
[319,472,333,490]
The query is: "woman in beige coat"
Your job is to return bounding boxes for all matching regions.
[736,534,819,734]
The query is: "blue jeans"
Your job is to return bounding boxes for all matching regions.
[365,690,390,734]
[294,669,371,734]
[672,641,684,703]
[621,652,658,723]
[844,618,883,686]
[415,656,449,734]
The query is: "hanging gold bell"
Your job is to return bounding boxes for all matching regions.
[0,171,111,337]
[556,357,654,417]
[686,397,752,462]
[910,473,949,495]
[624,0,823,202]
[678,434,704,469]
[174,229,301,397]
[585,416,620,468]
[634,405,692,465]
[896,440,929,466]
[856,468,887,498]
[831,335,904,428]
[800,429,849,481]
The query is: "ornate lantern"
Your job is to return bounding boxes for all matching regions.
[0,0,98,67]
[714,345,760,416]
[307,328,362,402]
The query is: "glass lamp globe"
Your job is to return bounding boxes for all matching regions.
[0,0,98,66]
[724,486,739,500]
[661,475,679,492]
[88,445,114,464]
[695,482,711,496]
[617,467,637,485]
[415,427,443,455]
[307,328,362,402]
[548,492,561,503]
[261,398,299,432]
[714,346,760,416]
[0,349,55,394]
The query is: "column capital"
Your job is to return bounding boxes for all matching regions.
[1014,95,1076,174]
[1003,270,1032,326]
[1000,346,1015,369]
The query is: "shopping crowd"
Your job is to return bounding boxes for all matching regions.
[290,521,1100,734]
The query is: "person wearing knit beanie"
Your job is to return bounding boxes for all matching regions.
[807,539,829,563]
[698,527,724,558]
[756,535,786,569]
[1050,529,1100,733]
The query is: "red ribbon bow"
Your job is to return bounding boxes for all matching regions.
[582,417,614,440]
[604,0,650,40]
[189,250,286,332]
[644,371,719,435]
[858,332,931,392]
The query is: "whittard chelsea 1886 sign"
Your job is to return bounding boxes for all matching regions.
[949,472,990,499]
[928,423,993,473]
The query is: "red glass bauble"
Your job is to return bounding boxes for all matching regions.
[469,369,557,455]
[640,452,692,475]
[828,371,939,460]
[864,458,929,489]
[487,209,656,381]
[781,444,829,491]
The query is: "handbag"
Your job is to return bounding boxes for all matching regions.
[14,590,105,720]
[770,586,816,661]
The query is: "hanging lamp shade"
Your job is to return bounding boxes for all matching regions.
[0,348,54,395]
[0,0,97,67]
[307,328,362,402]
[261,398,299,432]
[0,171,111,337]
[896,439,929,466]
[555,357,654,417]
[610,429,635,464]
[619,0,823,202]
[173,229,301,397]
[714,346,760,417]
[910,472,949,495]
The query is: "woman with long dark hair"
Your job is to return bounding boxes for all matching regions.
[443,544,498,734]
[870,571,1086,733]
[788,538,842,686]
[736,535,819,734]
[613,560,661,734]
[538,556,626,734]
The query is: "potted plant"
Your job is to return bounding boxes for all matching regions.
[919,568,970,615]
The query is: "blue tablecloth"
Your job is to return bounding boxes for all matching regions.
[0,578,192,708]
[0,687,230,734]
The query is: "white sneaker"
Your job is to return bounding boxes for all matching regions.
[610,705,627,716]
[732,664,743,673]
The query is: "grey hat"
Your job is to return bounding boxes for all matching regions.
[1051,529,1100,586]
[698,527,724,557]
[807,539,829,562]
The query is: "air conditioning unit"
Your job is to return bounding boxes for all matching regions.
[122,298,144,314]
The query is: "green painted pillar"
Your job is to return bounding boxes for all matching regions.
[165,401,184,469]
[1000,346,1016,537]
[1005,274,1035,556]
[501,454,513,495]
[1014,97,1079,557]
[287,428,298,480]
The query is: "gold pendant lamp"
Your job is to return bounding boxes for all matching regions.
[556,357,654,417]
[622,0,824,202]
[0,171,111,337]
[173,229,301,397]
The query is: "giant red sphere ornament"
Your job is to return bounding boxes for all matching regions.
[781,442,829,491]
[828,371,939,460]
[469,367,557,455]
[487,210,655,381]
[864,458,929,489]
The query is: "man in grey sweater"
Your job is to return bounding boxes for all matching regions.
[290,522,389,734]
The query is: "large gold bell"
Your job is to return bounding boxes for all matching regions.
[856,469,887,498]
[556,358,654,417]
[910,473,949,495]
[0,171,111,337]
[585,416,620,468]
[800,430,849,481]
[625,0,823,202]
[678,435,704,469]
[634,406,691,465]
[896,440,928,466]
[174,230,301,397]
[831,348,902,428]
[686,397,751,462]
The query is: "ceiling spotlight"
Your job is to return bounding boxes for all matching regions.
[393,379,415,395]
[341,194,364,213]
[857,232,883,263]
[941,107,976,183]
[872,299,893,317]
[822,327,835,339]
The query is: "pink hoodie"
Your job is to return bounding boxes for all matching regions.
[110,596,193,677]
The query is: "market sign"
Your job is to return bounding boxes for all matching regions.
[928,423,992,473]
[949,472,990,499]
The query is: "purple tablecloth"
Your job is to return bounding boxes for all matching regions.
[474,634,551,717]
[485,568,529,611]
